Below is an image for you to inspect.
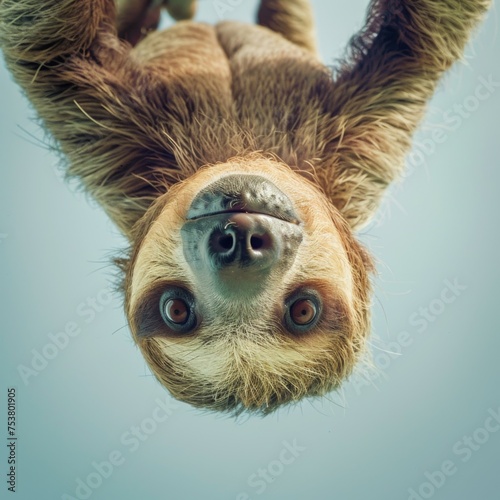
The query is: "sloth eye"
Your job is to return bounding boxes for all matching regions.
[284,290,322,333]
[159,287,197,333]
[290,299,317,325]
[164,299,189,324]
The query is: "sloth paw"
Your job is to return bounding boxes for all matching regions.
[117,0,197,46]
[163,0,198,20]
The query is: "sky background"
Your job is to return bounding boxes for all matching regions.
[1,1,499,499]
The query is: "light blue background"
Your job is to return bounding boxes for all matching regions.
[1,1,499,499]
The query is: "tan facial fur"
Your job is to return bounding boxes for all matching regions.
[126,156,373,414]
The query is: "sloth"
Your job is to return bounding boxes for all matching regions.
[0,0,490,414]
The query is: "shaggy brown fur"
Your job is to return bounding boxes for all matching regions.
[0,0,490,414]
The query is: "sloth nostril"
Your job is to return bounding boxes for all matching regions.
[249,233,272,251]
[218,234,234,251]
[250,235,264,249]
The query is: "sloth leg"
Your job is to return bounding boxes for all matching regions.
[320,0,492,229]
[0,0,201,236]
[257,0,318,56]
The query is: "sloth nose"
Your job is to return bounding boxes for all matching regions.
[182,210,303,297]
[208,213,279,270]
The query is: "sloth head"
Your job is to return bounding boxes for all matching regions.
[121,155,374,415]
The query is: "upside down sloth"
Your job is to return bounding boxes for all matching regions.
[0,0,491,414]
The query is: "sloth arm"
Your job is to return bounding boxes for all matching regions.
[0,0,230,238]
[321,0,491,230]
[0,0,161,235]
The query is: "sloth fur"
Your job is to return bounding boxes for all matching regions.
[0,0,491,414]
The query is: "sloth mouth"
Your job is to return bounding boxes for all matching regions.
[188,208,291,222]
[187,175,301,224]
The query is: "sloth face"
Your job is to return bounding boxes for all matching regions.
[124,156,373,414]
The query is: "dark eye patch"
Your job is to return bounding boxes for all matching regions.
[132,282,198,339]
